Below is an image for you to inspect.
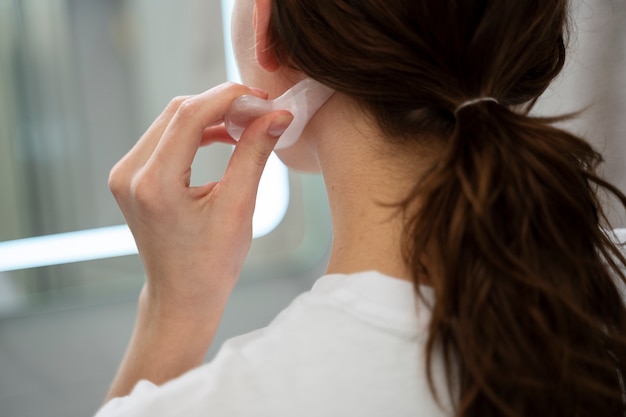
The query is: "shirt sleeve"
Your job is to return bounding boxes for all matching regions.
[93,338,270,417]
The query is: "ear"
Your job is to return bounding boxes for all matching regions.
[254,0,281,72]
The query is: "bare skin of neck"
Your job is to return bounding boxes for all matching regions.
[302,94,435,283]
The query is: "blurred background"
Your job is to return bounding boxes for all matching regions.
[0,0,624,416]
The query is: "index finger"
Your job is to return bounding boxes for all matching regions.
[147,83,267,182]
[218,110,292,208]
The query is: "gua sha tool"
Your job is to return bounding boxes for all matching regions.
[225,78,335,150]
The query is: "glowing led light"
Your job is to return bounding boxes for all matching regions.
[0,0,290,272]
[0,225,137,272]
[253,153,290,238]
[221,0,290,239]
[221,0,241,84]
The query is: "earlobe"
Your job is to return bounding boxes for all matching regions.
[253,0,281,72]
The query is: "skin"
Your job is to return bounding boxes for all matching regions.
[104,0,431,402]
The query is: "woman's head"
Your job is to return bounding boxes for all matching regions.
[237,1,626,416]
[265,0,567,138]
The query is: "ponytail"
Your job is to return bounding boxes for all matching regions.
[404,101,626,416]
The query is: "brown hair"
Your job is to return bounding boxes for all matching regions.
[268,1,626,416]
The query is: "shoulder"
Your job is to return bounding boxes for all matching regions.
[94,345,267,417]
[95,271,448,417]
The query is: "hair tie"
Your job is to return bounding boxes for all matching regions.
[454,97,499,116]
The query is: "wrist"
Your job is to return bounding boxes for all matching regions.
[104,284,231,401]
[138,283,230,330]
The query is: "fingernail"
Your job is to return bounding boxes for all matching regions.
[250,87,268,98]
[268,113,294,138]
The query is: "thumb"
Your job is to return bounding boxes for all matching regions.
[221,111,293,199]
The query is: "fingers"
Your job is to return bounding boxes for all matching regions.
[109,95,192,195]
[148,83,268,182]
[219,110,293,204]
[125,95,193,169]
[110,83,267,199]
[200,125,237,147]
[110,82,282,217]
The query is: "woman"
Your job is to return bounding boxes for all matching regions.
[96,0,626,416]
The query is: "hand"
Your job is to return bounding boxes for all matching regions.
[108,82,293,319]
[103,83,293,400]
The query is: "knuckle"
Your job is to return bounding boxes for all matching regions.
[166,95,190,112]
[221,81,239,90]
[130,170,163,209]
[247,145,272,169]
[108,162,127,197]
[221,81,243,94]
[176,97,202,120]
[216,81,250,100]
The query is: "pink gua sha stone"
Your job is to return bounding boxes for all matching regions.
[225,78,335,150]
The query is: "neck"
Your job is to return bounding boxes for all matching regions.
[309,95,429,282]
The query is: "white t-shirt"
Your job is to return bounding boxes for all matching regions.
[95,270,452,417]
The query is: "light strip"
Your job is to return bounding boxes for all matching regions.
[220,0,290,239]
[0,0,290,272]
[221,0,241,83]
[0,225,137,272]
